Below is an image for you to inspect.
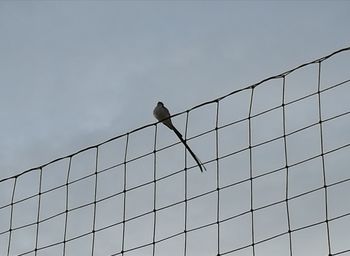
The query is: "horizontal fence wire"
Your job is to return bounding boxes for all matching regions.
[0,46,349,256]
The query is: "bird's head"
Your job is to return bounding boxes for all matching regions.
[157,101,164,106]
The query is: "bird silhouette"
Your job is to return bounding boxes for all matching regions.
[153,102,206,172]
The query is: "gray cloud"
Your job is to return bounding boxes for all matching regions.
[0,2,349,256]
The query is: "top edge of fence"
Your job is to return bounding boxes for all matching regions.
[1,46,349,183]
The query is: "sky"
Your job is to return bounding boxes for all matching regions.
[0,1,350,256]
[0,1,349,177]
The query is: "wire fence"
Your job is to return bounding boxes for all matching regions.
[1,47,350,256]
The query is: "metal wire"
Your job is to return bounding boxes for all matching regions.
[1,46,350,256]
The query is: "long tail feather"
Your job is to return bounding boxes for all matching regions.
[172,127,206,172]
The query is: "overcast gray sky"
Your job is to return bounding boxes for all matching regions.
[0,1,350,256]
[1,1,349,178]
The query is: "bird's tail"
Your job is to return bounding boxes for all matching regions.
[172,127,206,172]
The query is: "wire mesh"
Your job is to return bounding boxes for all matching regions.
[0,47,350,256]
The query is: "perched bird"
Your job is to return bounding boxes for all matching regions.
[153,102,206,172]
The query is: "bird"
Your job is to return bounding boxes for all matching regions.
[153,102,206,172]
